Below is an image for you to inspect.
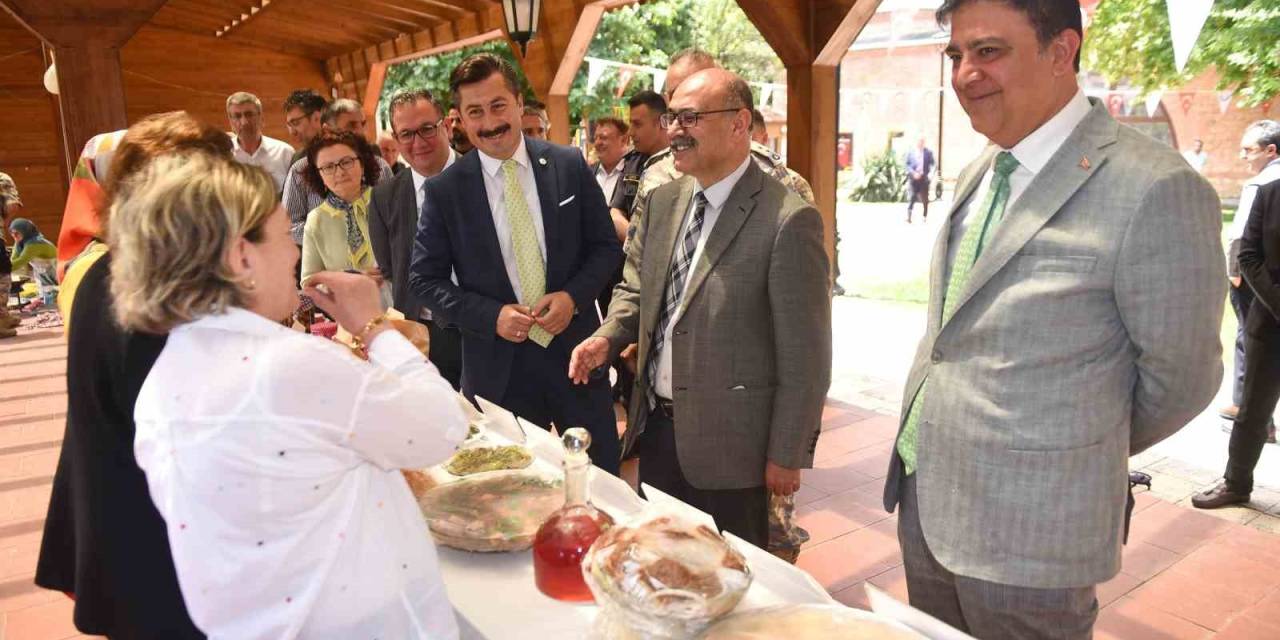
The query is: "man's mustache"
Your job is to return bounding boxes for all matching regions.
[671,135,697,151]
[478,123,511,138]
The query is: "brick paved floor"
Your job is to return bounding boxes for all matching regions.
[4,313,1280,639]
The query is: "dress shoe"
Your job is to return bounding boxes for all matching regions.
[0,327,14,339]
[1192,480,1250,509]
[1218,404,1239,420]
[0,314,18,329]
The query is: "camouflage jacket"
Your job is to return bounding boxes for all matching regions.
[627,141,814,243]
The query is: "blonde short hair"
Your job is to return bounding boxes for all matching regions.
[110,154,277,334]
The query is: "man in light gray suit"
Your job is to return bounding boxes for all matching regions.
[569,68,831,548]
[885,1,1225,637]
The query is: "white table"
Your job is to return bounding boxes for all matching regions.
[436,399,966,639]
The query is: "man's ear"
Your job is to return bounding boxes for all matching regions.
[1051,29,1082,76]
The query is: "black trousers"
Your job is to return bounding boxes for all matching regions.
[418,317,463,391]
[635,408,768,547]
[1229,283,1255,406]
[907,178,931,218]
[498,340,621,475]
[1225,312,1280,493]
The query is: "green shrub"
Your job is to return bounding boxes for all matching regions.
[850,149,907,203]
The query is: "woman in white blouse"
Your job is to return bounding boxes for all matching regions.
[109,154,468,639]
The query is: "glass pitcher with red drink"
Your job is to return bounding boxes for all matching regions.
[532,427,614,602]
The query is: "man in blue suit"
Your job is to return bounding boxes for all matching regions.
[409,54,623,473]
[905,136,935,223]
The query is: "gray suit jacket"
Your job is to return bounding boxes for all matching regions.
[596,160,832,490]
[368,168,425,320]
[883,100,1226,589]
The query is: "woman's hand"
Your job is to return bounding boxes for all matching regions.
[302,271,384,336]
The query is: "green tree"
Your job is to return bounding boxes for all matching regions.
[378,39,533,127]
[381,0,784,136]
[1085,0,1280,107]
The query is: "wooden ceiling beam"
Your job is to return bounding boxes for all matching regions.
[305,0,424,32]
[349,0,450,24]
[0,0,170,179]
[735,0,812,68]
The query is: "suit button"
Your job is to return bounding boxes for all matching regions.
[674,330,687,336]
[931,349,943,364]
[675,386,687,392]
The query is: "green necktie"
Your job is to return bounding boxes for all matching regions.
[897,151,1019,475]
[501,159,552,347]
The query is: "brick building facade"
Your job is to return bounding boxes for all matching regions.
[836,3,1277,201]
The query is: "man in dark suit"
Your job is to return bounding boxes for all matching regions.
[369,89,462,389]
[1195,178,1280,508]
[410,54,623,473]
[569,68,831,546]
[904,136,935,223]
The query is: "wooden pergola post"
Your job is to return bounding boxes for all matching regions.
[738,0,883,266]
[543,0,637,145]
[1,0,168,173]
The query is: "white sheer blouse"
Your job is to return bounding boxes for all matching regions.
[134,307,467,639]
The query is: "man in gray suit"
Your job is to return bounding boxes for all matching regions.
[368,89,461,388]
[569,68,831,547]
[885,1,1225,637]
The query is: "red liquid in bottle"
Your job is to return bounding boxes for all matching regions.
[533,508,614,602]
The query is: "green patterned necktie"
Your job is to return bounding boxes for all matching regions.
[897,151,1019,475]
[501,159,552,347]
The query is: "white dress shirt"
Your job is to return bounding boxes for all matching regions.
[477,138,548,302]
[654,155,753,399]
[411,148,458,215]
[134,307,468,640]
[594,157,625,204]
[231,134,296,192]
[412,148,459,319]
[944,90,1092,284]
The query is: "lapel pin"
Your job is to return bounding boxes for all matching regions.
[1079,155,1091,171]
[539,157,548,166]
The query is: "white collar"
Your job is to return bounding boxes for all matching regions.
[695,155,753,211]
[1251,158,1280,185]
[411,148,457,192]
[177,306,295,338]
[231,133,264,154]
[596,157,625,175]
[1004,89,1092,175]
[478,136,531,178]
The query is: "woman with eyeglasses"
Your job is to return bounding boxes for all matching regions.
[299,131,384,287]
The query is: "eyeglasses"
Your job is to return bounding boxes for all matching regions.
[659,108,743,129]
[395,120,443,144]
[285,114,310,129]
[317,156,359,177]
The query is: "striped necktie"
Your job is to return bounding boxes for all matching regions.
[646,192,709,408]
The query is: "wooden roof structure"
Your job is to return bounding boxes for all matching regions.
[0,0,883,262]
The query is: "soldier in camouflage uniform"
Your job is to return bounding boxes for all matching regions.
[0,171,23,336]
[628,141,814,243]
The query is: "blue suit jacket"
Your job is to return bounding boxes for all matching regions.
[906,147,935,178]
[409,137,623,401]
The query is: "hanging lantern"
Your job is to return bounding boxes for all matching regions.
[502,0,542,57]
[43,62,58,95]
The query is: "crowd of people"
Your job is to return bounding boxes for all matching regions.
[19,39,831,637]
[0,0,1263,638]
